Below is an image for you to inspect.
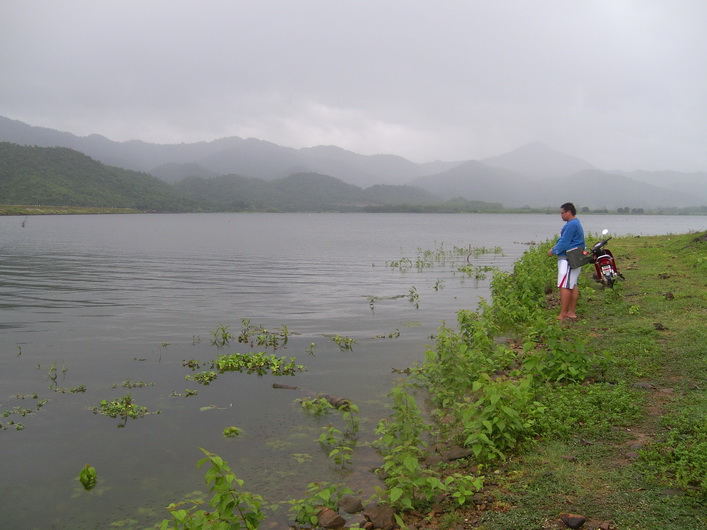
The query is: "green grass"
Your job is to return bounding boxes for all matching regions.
[398,234,707,530]
[470,232,707,529]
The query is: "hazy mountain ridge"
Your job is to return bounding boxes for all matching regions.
[0,116,457,186]
[1,116,704,209]
[0,142,444,212]
[480,141,596,179]
[410,160,532,204]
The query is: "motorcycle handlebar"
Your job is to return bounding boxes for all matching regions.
[591,237,612,251]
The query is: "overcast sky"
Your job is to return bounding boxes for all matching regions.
[2,1,707,172]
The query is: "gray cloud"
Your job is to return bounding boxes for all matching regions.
[2,0,707,172]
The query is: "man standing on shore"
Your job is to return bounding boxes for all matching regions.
[547,202,585,320]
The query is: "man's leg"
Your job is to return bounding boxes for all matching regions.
[567,286,579,319]
[559,287,572,319]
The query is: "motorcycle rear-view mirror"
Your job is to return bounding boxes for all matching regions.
[602,229,609,236]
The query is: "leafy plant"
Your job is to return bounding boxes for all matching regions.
[90,393,159,427]
[170,389,198,397]
[237,318,292,351]
[299,397,334,415]
[286,482,355,527]
[521,320,591,383]
[408,285,420,309]
[210,324,233,349]
[223,426,242,438]
[318,422,356,469]
[331,334,356,352]
[213,352,304,376]
[1,394,48,430]
[185,371,219,385]
[160,448,265,529]
[455,374,545,463]
[374,385,427,455]
[78,464,97,491]
[114,379,155,389]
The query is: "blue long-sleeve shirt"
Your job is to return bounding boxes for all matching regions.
[551,218,585,257]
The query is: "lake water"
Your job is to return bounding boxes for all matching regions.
[1,213,704,528]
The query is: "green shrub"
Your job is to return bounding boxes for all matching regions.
[454,374,545,462]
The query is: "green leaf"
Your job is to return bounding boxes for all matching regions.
[404,455,419,473]
[389,487,403,503]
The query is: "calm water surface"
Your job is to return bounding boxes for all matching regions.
[1,213,704,528]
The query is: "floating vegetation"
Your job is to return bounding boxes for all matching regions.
[238,318,294,351]
[14,393,38,400]
[170,389,198,397]
[457,264,499,280]
[50,385,86,394]
[199,404,231,412]
[210,324,233,349]
[298,397,335,415]
[214,352,304,376]
[1,394,48,430]
[113,380,155,389]
[211,319,296,351]
[386,242,504,272]
[78,464,97,491]
[186,371,219,385]
[366,294,406,313]
[223,426,241,438]
[331,334,356,352]
[374,329,401,339]
[90,393,159,427]
[290,453,313,464]
[182,359,202,370]
[408,286,420,309]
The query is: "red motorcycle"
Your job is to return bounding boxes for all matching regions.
[590,229,624,288]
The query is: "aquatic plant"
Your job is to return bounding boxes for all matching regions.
[161,448,266,529]
[223,426,242,438]
[90,393,159,427]
[78,464,97,491]
[237,318,293,351]
[213,352,304,376]
[331,334,356,352]
[211,324,233,349]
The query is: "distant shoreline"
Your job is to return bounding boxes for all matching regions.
[1,204,705,216]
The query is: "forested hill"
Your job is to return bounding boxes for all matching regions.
[0,142,195,211]
[1,142,472,213]
[173,173,443,212]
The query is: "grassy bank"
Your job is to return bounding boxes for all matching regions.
[388,231,705,529]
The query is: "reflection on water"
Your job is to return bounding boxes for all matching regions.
[0,213,704,528]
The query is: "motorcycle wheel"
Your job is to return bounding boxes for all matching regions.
[604,275,615,288]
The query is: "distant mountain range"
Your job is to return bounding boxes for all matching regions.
[0,142,462,213]
[1,115,705,210]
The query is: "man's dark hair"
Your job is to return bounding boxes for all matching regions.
[561,202,576,215]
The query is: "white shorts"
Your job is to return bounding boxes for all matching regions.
[557,259,580,289]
